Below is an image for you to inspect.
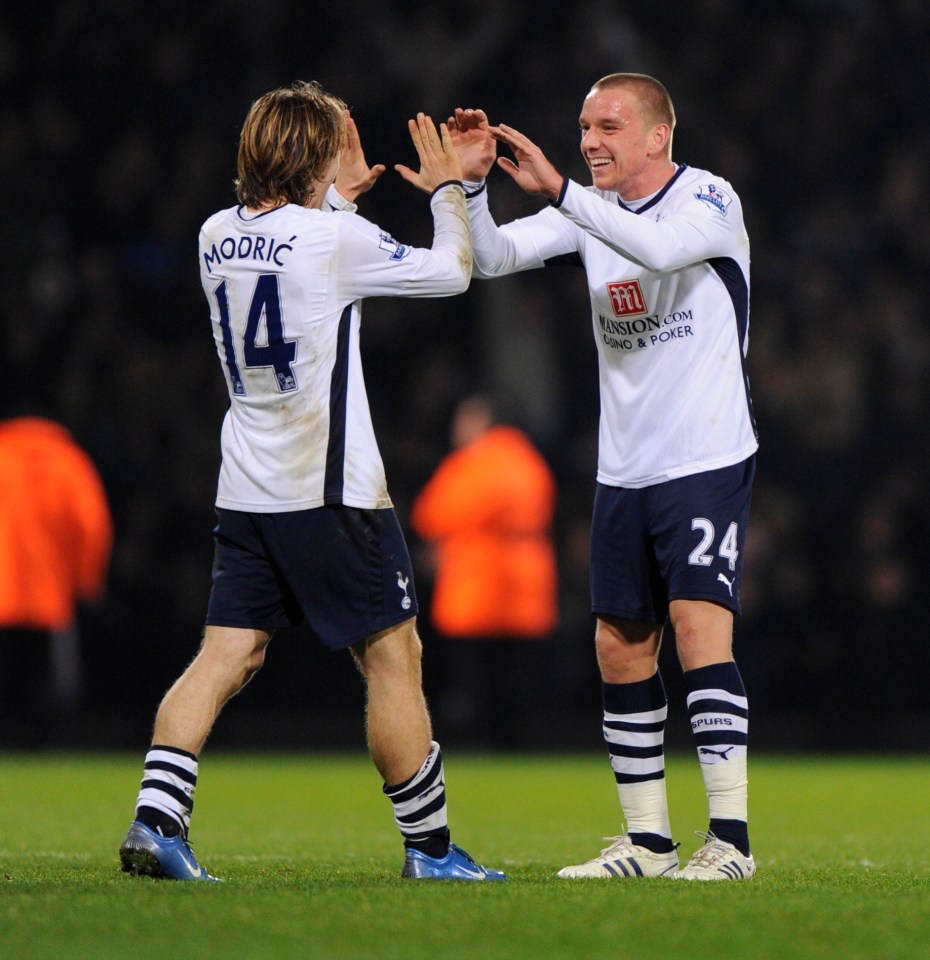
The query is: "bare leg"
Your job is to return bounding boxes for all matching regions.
[152,625,272,754]
[670,599,751,865]
[351,618,432,786]
[595,614,663,683]
[587,614,674,862]
[123,625,273,868]
[669,598,734,669]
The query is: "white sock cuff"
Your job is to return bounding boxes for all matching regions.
[618,777,672,840]
[702,754,748,822]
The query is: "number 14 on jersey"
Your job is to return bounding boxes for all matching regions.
[212,274,298,395]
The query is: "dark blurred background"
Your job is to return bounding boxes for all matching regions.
[2,0,928,752]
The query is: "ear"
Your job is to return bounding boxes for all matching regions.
[650,123,671,158]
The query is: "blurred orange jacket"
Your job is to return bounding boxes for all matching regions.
[411,425,558,639]
[0,418,113,631]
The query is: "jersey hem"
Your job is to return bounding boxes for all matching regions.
[596,444,758,490]
[215,495,395,513]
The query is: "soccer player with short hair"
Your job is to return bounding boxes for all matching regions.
[449,73,757,881]
[118,80,505,883]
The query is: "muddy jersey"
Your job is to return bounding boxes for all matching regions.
[466,165,757,488]
[199,183,471,511]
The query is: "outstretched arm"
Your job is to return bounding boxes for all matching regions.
[334,111,386,203]
[337,111,471,300]
[491,123,565,201]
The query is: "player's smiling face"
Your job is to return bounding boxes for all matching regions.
[579,87,656,199]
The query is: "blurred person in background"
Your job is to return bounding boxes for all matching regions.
[118,81,505,884]
[449,72,758,881]
[411,393,558,745]
[0,414,113,743]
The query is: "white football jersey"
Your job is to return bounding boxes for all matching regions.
[467,165,758,488]
[199,183,471,511]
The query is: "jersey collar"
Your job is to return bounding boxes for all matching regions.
[617,164,688,215]
[236,204,285,221]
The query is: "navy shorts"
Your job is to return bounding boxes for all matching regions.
[590,456,756,624]
[205,506,418,651]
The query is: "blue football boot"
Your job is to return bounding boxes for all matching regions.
[401,842,507,881]
[119,821,221,882]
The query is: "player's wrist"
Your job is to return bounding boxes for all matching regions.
[547,176,569,207]
[462,178,486,199]
[430,179,465,198]
[326,183,358,212]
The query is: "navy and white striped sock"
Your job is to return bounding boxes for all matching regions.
[685,662,750,856]
[383,741,450,858]
[134,745,198,839]
[602,673,674,854]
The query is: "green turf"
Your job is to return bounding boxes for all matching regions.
[1,752,928,959]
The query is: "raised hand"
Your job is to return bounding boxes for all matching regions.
[447,108,497,181]
[335,111,386,202]
[491,123,565,201]
[395,113,463,193]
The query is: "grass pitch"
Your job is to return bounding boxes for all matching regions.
[1,752,928,959]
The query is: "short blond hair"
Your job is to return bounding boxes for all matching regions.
[235,81,347,208]
[591,73,676,152]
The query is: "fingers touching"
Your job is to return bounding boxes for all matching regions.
[396,112,463,193]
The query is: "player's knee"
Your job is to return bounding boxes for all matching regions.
[242,646,267,680]
[403,624,423,662]
[673,623,733,671]
[594,617,657,655]
[388,623,424,673]
[670,600,733,669]
[594,616,661,682]
[353,619,421,681]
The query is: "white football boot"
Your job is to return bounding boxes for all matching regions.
[557,835,679,878]
[676,831,756,881]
